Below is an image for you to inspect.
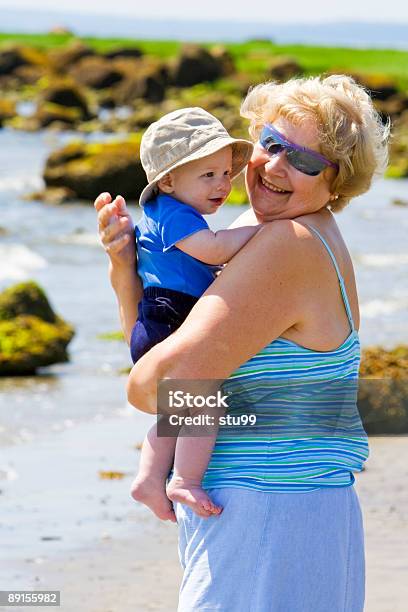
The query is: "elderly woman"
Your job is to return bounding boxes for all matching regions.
[95,75,388,611]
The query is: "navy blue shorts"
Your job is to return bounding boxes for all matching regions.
[130,287,199,364]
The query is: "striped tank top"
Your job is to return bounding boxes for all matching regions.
[202,225,369,493]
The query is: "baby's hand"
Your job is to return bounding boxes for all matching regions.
[94,192,136,266]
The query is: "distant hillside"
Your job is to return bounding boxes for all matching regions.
[1,8,408,49]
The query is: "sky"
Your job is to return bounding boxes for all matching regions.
[1,0,408,23]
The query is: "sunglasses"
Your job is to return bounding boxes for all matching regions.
[259,123,338,176]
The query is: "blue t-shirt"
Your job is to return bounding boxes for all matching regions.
[135,194,221,297]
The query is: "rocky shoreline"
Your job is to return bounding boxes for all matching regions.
[1,38,408,203]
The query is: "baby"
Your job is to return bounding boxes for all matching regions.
[129,107,259,520]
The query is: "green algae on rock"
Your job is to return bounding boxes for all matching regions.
[43,137,147,201]
[0,281,74,376]
[0,98,16,127]
[386,111,408,178]
[97,331,124,341]
[34,101,84,128]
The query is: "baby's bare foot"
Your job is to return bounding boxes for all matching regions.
[131,475,176,522]
[167,476,222,518]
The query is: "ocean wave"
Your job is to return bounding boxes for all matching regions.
[357,253,408,267]
[57,232,100,246]
[0,466,18,481]
[360,299,408,318]
[0,175,42,193]
[0,244,47,282]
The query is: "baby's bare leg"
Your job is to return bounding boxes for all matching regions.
[131,422,177,522]
[166,429,223,518]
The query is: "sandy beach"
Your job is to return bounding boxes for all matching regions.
[1,418,407,612]
[354,436,408,612]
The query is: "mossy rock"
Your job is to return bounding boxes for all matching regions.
[39,82,91,118]
[46,141,86,166]
[386,113,408,178]
[127,104,164,129]
[269,57,303,81]
[69,56,124,90]
[374,94,408,121]
[18,46,49,68]
[13,64,47,85]
[360,345,408,379]
[26,186,77,205]
[338,72,399,101]
[385,161,408,179]
[114,73,166,105]
[113,59,168,105]
[0,46,29,76]
[43,138,147,200]
[4,115,40,132]
[209,46,235,77]
[0,281,57,322]
[0,282,74,376]
[49,41,96,72]
[358,346,408,434]
[34,102,83,128]
[0,99,16,126]
[0,45,49,79]
[170,45,225,87]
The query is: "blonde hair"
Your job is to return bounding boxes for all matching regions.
[240,75,390,212]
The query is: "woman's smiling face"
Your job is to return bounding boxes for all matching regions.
[245,116,336,223]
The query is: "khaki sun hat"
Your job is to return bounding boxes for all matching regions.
[138,107,253,206]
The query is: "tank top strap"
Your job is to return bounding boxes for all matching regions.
[302,224,355,332]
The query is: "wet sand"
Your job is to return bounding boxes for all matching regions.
[356,436,408,612]
[2,430,407,611]
[0,413,181,611]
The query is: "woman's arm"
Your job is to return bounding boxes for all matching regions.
[95,192,142,344]
[127,220,310,413]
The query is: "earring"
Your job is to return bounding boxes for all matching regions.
[330,193,339,201]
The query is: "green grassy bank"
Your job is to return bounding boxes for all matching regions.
[2,32,408,87]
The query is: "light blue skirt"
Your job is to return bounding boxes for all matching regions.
[175,486,365,612]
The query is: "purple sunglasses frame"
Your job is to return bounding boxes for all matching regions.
[260,123,339,172]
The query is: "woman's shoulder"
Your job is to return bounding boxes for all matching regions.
[291,209,342,241]
[291,210,352,271]
[255,217,323,255]
[232,208,348,282]
[268,211,348,263]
